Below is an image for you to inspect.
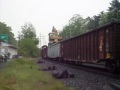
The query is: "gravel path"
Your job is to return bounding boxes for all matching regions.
[38,58,120,90]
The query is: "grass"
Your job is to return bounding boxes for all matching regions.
[0,58,68,90]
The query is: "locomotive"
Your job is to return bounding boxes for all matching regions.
[41,21,120,73]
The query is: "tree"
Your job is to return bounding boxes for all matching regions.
[69,14,85,36]
[99,0,120,25]
[60,14,87,38]
[18,38,39,57]
[59,25,71,39]
[84,15,100,30]
[0,22,17,46]
[99,11,107,25]
[109,0,120,20]
[21,22,36,39]
[18,22,39,57]
[108,0,120,12]
[21,22,39,45]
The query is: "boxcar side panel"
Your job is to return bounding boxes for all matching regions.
[77,37,80,60]
[86,34,89,62]
[78,37,80,60]
[108,27,114,59]
[65,41,67,60]
[98,29,105,59]
[81,36,84,60]
[90,33,94,61]
[115,24,120,59]
[74,38,77,60]
[94,31,98,61]
[67,41,70,60]
[48,43,60,59]
[64,42,66,60]
[72,39,74,60]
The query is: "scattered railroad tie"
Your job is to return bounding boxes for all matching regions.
[52,70,60,79]
[37,60,45,64]
[39,66,57,71]
[51,65,56,70]
[52,70,75,79]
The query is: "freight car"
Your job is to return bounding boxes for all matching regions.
[47,42,60,60]
[60,21,120,72]
[42,21,120,73]
[41,45,48,59]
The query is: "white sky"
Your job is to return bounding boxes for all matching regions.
[0,0,112,46]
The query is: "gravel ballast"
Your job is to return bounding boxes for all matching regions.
[38,58,120,90]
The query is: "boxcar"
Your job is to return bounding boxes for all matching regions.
[60,21,120,72]
[41,45,48,59]
[48,42,60,60]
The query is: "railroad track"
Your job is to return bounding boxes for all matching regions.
[43,59,120,79]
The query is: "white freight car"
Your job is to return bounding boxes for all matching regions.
[48,42,60,60]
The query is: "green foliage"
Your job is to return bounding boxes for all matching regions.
[18,38,39,57]
[85,15,100,30]
[21,22,39,45]
[0,22,17,46]
[21,22,36,39]
[60,14,87,39]
[108,0,120,12]
[99,0,120,25]
[99,12,108,25]
[33,38,39,45]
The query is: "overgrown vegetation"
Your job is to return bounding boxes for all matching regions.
[0,58,68,90]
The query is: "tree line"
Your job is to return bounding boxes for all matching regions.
[59,0,120,39]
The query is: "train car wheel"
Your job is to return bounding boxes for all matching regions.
[106,62,116,73]
[108,64,116,73]
[116,61,120,73]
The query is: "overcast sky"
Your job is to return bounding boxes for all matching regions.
[0,0,112,46]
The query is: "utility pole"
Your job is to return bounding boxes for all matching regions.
[43,35,45,45]
[18,31,21,49]
[44,36,47,45]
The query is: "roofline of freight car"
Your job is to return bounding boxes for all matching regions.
[48,42,60,47]
[61,21,120,42]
